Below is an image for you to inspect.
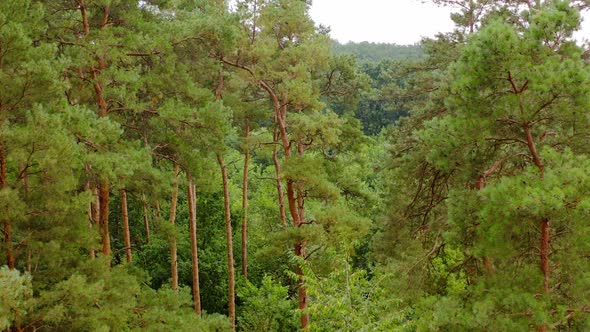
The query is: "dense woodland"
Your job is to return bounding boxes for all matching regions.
[2,0,590,331]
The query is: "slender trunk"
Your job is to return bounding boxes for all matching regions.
[242,118,250,279]
[155,200,162,219]
[295,142,310,327]
[79,0,90,36]
[4,222,14,270]
[91,60,108,118]
[80,2,111,259]
[78,3,107,260]
[255,80,310,328]
[85,181,96,258]
[26,248,31,273]
[215,66,235,329]
[275,104,301,226]
[524,123,550,332]
[217,154,236,330]
[275,104,309,329]
[1,143,14,269]
[296,143,306,221]
[272,127,288,227]
[476,161,501,275]
[0,143,6,188]
[295,242,309,328]
[99,181,111,257]
[169,164,180,292]
[0,141,8,189]
[524,124,545,177]
[121,189,132,263]
[141,193,150,243]
[80,1,108,118]
[91,186,100,258]
[540,219,550,292]
[187,176,202,315]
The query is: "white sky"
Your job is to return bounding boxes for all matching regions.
[309,0,590,45]
[309,0,454,44]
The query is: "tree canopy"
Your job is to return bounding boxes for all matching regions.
[1,0,590,331]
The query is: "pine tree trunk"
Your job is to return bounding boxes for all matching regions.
[274,102,309,329]
[475,160,502,274]
[295,142,310,327]
[80,2,111,259]
[85,181,96,258]
[215,66,236,329]
[155,200,162,219]
[141,193,150,243]
[1,143,14,269]
[272,127,287,227]
[26,248,31,274]
[91,186,100,258]
[169,164,180,292]
[99,181,111,257]
[4,222,14,270]
[540,219,550,292]
[295,242,309,328]
[217,154,236,330]
[242,118,250,279]
[538,223,552,332]
[0,142,6,188]
[121,189,132,263]
[524,123,550,331]
[187,176,202,315]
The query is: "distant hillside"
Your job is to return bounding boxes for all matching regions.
[332,41,424,62]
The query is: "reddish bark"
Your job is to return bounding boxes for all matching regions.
[242,118,250,279]
[524,123,545,177]
[26,249,31,274]
[85,181,96,258]
[215,68,235,329]
[4,222,14,270]
[187,176,202,315]
[522,119,550,332]
[79,2,111,259]
[99,181,110,257]
[141,193,150,243]
[272,127,287,227]
[78,0,90,36]
[218,154,236,330]
[277,106,310,328]
[218,57,310,329]
[0,144,6,189]
[121,189,132,263]
[1,144,14,269]
[295,242,309,328]
[169,164,180,292]
[540,219,550,292]
[90,59,108,118]
[476,159,504,274]
[90,186,99,258]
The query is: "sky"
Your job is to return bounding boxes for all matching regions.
[309,0,590,45]
[309,0,454,44]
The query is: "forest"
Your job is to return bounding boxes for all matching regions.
[1,0,590,331]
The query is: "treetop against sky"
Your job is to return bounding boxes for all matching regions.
[309,0,590,44]
[230,0,589,45]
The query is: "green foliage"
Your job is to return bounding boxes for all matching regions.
[306,256,406,331]
[332,41,424,62]
[237,276,298,331]
[132,287,231,331]
[377,1,590,330]
[0,267,33,330]
[3,0,590,330]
